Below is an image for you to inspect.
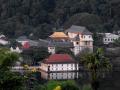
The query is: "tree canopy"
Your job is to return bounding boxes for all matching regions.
[0,48,25,90]
[0,0,120,38]
[81,48,112,90]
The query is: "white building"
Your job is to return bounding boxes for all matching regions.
[10,47,22,53]
[0,34,8,45]
[66,25,93,55]
[103,33,120,44]
[40,54,79,72]
[48,32,73,54]
[0,39,8,45]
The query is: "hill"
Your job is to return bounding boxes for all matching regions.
[0,0,120,39]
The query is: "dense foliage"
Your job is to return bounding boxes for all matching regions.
[0,0,120,39]
[81,48,112,90]
[34,80,92,90]
[0,48,25,90]
[21,47,50,65]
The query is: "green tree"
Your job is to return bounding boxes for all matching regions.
[34,80,79,90]
[61,80,79,90]
[81,48,112,90]
[0,48,25,90]
[114,37,120,46]
[32,47,50,64]
[93,33,103,46]
[56,47,74,57]
[22,47,50,65]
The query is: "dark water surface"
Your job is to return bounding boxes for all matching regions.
[14,69,120,90]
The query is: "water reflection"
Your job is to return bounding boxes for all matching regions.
[41,71,86,80]
[12,69,88,80]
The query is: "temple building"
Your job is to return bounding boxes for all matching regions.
[65,25,93,55]
[40,54,79,72]
[48,25,93,55]
[31,25,94,55]
[49,32,69,41]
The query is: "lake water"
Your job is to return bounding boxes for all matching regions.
[12,69,120,90]
[40,71,85,80]
[13,69,88,80]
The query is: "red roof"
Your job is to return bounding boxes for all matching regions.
[43,54,76,64]
[23,42,30,49]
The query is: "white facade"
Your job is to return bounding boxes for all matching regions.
[10,47,22,53]
[103,33,120,44]
[0,39,8,45]
[40,63,79,72]
[48,47,55,54]
[68,32,93,55]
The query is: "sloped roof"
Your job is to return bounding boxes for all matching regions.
[16,36,39,47]
[104,33,119,38]
[48,41,73,48]
[66,25,92,35]
[38,39,49,47]
[43,54,76,64]
[50,32,69,38]
[16,36,28,41]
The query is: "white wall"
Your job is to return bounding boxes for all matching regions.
[40,63,79,72]
[10,47,22,53]
[67,32,93,55]
[103,33,120,44]
[0,39,8,45]
[68,32,77,38]
[40,63,48,71]
[48,47,55,54]
[81,35,93,41]
[103,37,119,44]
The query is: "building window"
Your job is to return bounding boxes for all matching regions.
[105,39,107,41]
[71,64,73,67]
[56,64,58,67]
[50,47,54,49]
[89,36,91,38]
[81,35,83,38]
[85,41,90,45]
[108,39,110,41]
[76,42,79,44]
[84,36,85,38]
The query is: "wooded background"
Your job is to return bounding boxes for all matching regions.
[0,0,120,39]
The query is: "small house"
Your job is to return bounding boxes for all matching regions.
[103,33,120,44]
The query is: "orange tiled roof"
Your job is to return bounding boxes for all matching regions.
[50,32,68,38]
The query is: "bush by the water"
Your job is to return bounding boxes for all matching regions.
[34,80,92,90]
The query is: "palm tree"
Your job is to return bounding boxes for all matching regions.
[81,48,112,90]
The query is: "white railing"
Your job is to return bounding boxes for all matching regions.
[11,66,40,70]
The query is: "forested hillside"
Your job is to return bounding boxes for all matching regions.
[0,0,120,39]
